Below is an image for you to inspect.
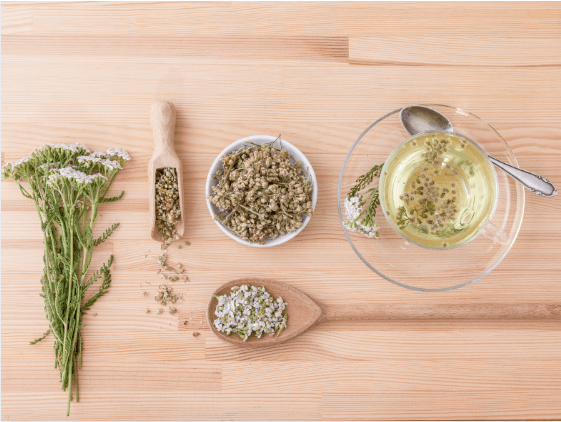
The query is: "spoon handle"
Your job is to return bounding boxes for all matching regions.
[150,101,177,157]
[488,156,557,197]
[321,304,561,321]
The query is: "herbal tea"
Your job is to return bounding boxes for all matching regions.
[380,132,497,249]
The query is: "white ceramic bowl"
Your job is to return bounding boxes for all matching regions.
[206,135,318,247]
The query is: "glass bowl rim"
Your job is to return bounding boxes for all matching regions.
[337,104,525,292]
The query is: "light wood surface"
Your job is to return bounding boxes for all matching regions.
[2,2,561,420]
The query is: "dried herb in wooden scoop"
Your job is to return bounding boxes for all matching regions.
[148,101,185,245]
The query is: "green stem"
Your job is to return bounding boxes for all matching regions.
[61,216,75,390]
[66,355,73,416]
[74,356,79,402]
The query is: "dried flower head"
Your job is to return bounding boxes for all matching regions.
[155,284,182,306]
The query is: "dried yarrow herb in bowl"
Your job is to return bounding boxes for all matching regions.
[206,135,317,247]
[213,284,287,341]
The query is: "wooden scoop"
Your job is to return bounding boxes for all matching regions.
[207,278,561,348]
[148,101,185,242]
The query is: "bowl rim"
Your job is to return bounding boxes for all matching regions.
[205,135,318,248]
[337,104,525,292]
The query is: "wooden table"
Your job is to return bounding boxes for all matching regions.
[2,2,561,420]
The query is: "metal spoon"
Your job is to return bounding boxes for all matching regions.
[400,105,557,197]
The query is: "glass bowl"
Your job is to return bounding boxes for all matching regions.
[338,105,525,291]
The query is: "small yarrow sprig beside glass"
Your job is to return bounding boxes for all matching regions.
[343,163,384,238]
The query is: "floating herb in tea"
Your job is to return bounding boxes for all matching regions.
[381,132,498,249]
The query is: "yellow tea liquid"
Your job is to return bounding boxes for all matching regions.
[380,132,497,249]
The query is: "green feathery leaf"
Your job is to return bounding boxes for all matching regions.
[102,191,124,203]
[92,223,119,247]
[30,329,52,345]
[347,163,383,200]
[81,255,114,314]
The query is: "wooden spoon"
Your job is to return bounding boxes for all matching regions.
[207,278,561,348]
[148,101,185,242]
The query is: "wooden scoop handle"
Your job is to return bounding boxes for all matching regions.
[320,303,561,322]
[150,101,177,156]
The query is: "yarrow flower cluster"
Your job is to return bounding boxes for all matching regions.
[106,148,131,161]
[14,156,31,167]
[344,196,379,238]
[77,155,122,171]
[48,167,108,186]
[2,142,131,186]
[38,162,61,171]
[213,284,288,341]
[33,143,91,155]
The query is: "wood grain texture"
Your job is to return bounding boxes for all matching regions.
[2,2,561,420]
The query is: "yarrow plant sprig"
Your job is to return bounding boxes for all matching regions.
[1,143,130,415]
[344,163,384,238]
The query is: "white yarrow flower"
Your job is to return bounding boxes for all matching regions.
[51,143,91,154]
[106,148,131,161]
[344,195,379,239]
[48,167,108,185]
[14,157,31,167]
[1,162,14,179]
[344,196,361,220]
[213,284,287,341]
[99,159,122,171]
[77,155,122,171]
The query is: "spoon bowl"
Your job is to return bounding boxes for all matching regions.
[207,278,322,348]
[207,279,561,347]
[400,105,453,135]
[400,105,557,197]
